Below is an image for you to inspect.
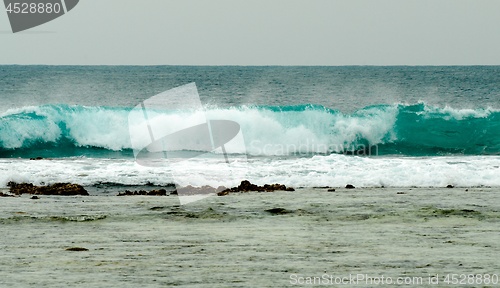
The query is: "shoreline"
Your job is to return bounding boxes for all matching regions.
[1,184,498,197]
[1,186,499,198]
[1,187,499,287]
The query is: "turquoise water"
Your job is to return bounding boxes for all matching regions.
[0,66,499,158]
[0,103,498,158]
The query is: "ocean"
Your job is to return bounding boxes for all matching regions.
[0,66,499,188]
[1,66,499,287]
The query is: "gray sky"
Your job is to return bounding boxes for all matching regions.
[1,0,500,65]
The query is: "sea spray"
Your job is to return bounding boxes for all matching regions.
[1,103,499,157]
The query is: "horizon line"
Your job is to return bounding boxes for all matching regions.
[1,64,500,67]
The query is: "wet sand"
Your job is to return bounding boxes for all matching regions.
[1,187,499,287]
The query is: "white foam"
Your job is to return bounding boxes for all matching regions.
[1,155,499,189]
[421,104,495,120]
[1,104,400,155]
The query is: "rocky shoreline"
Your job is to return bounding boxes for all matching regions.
[2,180,464,198]
[117,181,296,196]
[7,182,89,196]
[0,191,15,197]
[117,189,168,196]
[216,180,295,196]
[2,180,296,197]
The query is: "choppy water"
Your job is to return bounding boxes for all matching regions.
[1,188,499,287]
[2,66,499,111]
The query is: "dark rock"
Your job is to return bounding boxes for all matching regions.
[345,184,355,189]
[29,156,43,160]
[327,188,336,192]
[217,190,230,196]
[149,189,167,196]
[8,182,88,196]
[65,247,89,252]
[396,192,406,195]
[446,185,454,188]
[30,196,39,200]
[117,188,168,196]
[217,180,295,196]
[0,192,15,197]
[117,190,132,196]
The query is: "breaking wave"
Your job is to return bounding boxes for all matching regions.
[1,103,498,158]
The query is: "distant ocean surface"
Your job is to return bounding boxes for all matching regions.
[0,66,499,189]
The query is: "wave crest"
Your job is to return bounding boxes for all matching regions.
[0,103,499,157]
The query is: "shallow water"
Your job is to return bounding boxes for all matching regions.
[1,187,499,287]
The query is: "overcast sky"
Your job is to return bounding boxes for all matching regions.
[1,0,500,65]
